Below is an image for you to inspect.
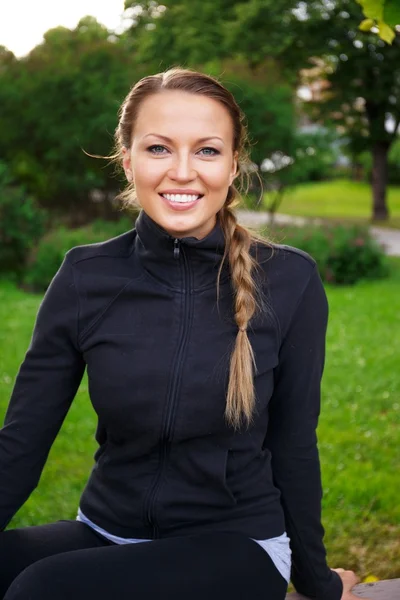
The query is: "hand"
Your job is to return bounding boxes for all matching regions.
[331,568,371,600]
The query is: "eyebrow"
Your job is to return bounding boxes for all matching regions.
[143,133,225,145]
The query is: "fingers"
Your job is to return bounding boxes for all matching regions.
[331,567,362,595]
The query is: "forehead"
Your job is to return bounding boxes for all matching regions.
[133,90,234,142]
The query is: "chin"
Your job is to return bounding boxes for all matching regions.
[159,214,202,237]
[166,222,201,238]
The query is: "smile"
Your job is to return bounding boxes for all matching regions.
[161,193,203,203]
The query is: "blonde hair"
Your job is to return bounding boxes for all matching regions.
[113,67,272,429]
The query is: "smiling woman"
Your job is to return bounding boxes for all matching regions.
[120,89,239,240]
[120,91,237,239]
[0,67,363,600]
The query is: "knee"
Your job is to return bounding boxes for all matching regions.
[4,555,66,600]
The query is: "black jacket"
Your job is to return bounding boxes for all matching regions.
[0,210,342,600]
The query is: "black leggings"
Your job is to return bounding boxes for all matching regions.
[0,520,288,600]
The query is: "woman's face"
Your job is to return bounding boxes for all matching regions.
[122,90,238,240]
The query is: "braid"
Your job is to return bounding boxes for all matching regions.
[218,192,262,429]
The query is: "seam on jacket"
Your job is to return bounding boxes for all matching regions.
[260,286,282,348]
[272,243,317,267]
[66,256,82,353]
[137,263,186,294]
[281,495,326,597]
[78,274,146,346]
[272,264,328,596]
[137,259,231,294]
[68,248,135,266]
[257,244,314,348]
[279,263,317,350]
[66,233,136,266]
[192,274,231,293]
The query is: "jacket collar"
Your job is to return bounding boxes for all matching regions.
[134,210,228,291]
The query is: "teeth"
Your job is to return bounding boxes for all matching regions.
[162,194,200,203]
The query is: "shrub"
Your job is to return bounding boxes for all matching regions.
[0,164,47,278]
[24,217,136,292]
[268,223,390,285]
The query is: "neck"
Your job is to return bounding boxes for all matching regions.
[134,210,229,291]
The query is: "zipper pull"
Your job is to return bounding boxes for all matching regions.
[173,239,180,259]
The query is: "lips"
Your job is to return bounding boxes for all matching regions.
[159,193,202,211]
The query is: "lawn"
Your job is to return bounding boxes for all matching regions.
[0,263,399,582]
[262,179,400,229]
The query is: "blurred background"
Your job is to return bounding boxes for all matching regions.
[0,0,399,587]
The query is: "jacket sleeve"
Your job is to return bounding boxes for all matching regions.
[264,265,343,600]
[0,254,85,531]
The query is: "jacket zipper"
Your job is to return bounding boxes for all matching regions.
[144,238,192,537]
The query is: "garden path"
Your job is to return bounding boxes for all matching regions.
[237,210,400,257]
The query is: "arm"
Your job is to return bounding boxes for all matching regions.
[0,254,85,530]
[264,265,343,600]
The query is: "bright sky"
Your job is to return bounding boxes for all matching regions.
[0,0,126,57]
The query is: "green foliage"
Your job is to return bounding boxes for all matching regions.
[0,163,47,278]
[284,129,340,183]
[223,74,295,168]
[357,0,400,43]
[0,18,143,218]
[24,217,135,292]
[123,0,234,67]
[123,0,299,75]
[271,223,389,284]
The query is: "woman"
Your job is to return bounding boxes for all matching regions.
[0,68,365,600]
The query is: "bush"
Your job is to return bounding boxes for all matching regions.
[0,164,47,278]
[24,217,136,292]
[268,223,390,285]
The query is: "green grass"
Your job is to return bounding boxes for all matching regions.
[262,179,400,229]
[0,265,399,581]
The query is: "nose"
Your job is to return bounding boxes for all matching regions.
[168,153,196,182]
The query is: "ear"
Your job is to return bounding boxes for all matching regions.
[122,147,133,183]
[229,151,239,185]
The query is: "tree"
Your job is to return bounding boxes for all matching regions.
[289,1,400,220]
[122,0,299,75]
[0,18,142,223]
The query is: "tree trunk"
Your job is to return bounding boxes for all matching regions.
[371,141,390,221]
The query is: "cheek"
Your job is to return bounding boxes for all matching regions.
[132,156,165,188]
[202,161,233,190]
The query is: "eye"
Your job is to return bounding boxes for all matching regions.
[198,147,220,157]
[147,145,169,155]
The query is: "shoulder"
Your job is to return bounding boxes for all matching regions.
[253,240,317,284]
[65,228,137,266]
[269,243,317,268]
[252,240,323,337]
